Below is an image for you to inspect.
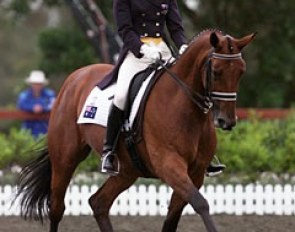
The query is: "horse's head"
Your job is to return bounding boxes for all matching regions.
[202,31,256,130]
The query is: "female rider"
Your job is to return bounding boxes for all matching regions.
[100,0,225,176]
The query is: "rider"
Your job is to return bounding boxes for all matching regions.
[100,0,225,176]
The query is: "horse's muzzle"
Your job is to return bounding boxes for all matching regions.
[214,117,236,130]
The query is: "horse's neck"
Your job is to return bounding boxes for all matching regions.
[153,68,208,132]
[149,37,211,130]
[174,40,210,91]
[164,40,211,123]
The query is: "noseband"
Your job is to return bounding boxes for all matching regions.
[205,52,242,103]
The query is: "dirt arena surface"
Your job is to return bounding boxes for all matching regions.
[0,215,294,232]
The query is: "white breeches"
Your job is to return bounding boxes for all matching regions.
[113,41,173,110]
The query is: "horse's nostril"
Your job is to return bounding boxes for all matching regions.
[217,118,226,127]
[217,118,236,130]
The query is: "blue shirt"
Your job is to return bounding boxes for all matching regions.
[17,87,56,137]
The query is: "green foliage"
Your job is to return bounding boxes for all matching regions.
[43,0,62,6]
[262,114,295,174]
[196,0,295,107]
[76,151,100,173]
[38,27,97,75]
[2,114,295,184]
[2,0,295,107]
[0,133,12,169]
[217,112,295,182]
[0,127,99,171]
[8,0,30,17]
[0,128,36,168]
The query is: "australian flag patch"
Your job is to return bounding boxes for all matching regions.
[83,106,97,119]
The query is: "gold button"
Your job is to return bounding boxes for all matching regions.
[144,33,148,36]
[156,22,160,26]
[142,13,146,16]
[142,23,146,27]
[156,33,160,37]
[156,12,160,16]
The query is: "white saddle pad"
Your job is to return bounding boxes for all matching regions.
[77,72,155,128]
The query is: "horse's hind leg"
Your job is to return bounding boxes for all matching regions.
[49,142,91,232]
[89,172,138,231]
[158,154,217,232]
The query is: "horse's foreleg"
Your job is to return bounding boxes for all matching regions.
[159,154,217,232]
[162,165,207,232]
[190,187,217,232]
[190,168,216,232]
[89,173,137,232]
[162,192,186,232]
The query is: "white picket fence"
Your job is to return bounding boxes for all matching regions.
[1,184,295,216]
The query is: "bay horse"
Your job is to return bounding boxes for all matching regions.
[16,29,255,232]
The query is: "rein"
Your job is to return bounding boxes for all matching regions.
[156,51,242,114]
[157,59,213,113]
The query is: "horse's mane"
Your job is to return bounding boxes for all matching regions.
[188,28,225,45]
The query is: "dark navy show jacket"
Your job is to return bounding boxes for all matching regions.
[99,0,187,89]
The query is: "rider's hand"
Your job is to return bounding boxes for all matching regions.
[179,44,188,55]
[140,44,161,62]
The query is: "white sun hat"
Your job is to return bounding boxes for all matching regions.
[25,70,49,85]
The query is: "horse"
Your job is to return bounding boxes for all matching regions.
[16,29,255,232]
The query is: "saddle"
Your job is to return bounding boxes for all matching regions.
[123,62,168,177]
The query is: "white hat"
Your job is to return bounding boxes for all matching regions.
[25,70,48,85]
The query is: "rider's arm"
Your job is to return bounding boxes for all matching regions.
[114,0,144,58]
[166,0,187,49]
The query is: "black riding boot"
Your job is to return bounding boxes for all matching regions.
[206,156,226,177]
[101,104,124,175]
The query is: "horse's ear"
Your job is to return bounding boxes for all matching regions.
[236,32,257,50]
[210,32,219,48]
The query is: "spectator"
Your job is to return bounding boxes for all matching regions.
[17,70,56,138]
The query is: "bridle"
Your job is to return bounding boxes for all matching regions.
[206,52,242,103]
[157,51,243,114]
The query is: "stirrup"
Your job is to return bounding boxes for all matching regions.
[205,156,226,177]
[205,168,225,177]
[101,151,120,175]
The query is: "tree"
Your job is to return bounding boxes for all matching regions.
[38,27,97,74]
[64,0,120,63]
[195,0,295,107]
[2,0,295,107]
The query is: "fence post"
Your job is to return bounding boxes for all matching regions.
[235,184,243,215]
[264,184,274,214]
[283,184,293,215]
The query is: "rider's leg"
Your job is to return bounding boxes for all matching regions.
[101,104,124,174]
[101,52,150,175]
[101,44,173,174]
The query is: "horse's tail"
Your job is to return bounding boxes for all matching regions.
[15,147,51,222]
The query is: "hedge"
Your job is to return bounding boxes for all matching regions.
[216,113,295,183]
[1,113,295,183]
